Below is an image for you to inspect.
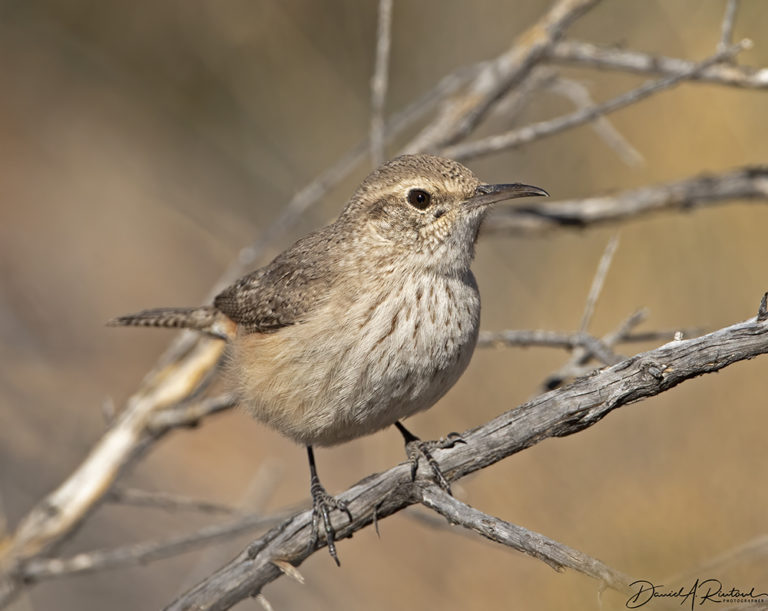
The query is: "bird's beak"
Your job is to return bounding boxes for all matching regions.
[465,183,549,209]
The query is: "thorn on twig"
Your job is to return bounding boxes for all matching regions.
[758,292,768,322]
[101,396,116,427]
[272,559,305,585]
[255,593,274,611]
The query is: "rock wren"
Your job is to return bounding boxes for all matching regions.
[110,154,547,563]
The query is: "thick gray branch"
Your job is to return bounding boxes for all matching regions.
[166,311,768,610]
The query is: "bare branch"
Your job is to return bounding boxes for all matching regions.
[444,41,749,161]
[17,510,295,583]
[605,308,649,345]
[550,39,768,89]
[580,235,619,333]
[478,311,699,355]
[542,308,648,390]
[477,329,619,365]
[2,340,228,568]
[106,488,236,516]
[370,0,394,166]
[407,0,600,153]
[718,0,740,53]
[147,393,237,432]
[418,484,634,593]
[482,165,768,236]
[166,309,768,610]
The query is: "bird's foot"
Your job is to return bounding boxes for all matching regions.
[308,479,352,566]
[404,431,465,495]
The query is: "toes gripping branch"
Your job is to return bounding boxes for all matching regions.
[306,446,352,566]
[395,421,465,495]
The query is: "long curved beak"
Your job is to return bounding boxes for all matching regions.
[465,182,549,209]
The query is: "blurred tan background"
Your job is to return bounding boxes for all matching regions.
[2,1,768,609]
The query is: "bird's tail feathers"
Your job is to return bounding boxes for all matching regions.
[108,306,234,340]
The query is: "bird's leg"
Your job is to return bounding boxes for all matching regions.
[306,445,352,566]
[394,421,465,495]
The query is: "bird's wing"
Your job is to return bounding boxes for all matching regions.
[213,227,338,333]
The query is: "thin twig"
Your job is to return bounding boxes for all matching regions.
[549,39,768,89]
[147,394,237,432]
[718,0,740,53]
[418,484,634,593]
[443,41,749,160]
[106,489,237,515]
[538,235,622,389]
[370,0,394,166]
[477,329,619,365]
[580,235,620,333]
[604,308,649,346]
[18,510,296,582]
[542,308,646,390]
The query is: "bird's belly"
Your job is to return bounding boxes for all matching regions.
[231,272,480,447]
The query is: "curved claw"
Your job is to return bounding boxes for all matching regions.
[307,486,352,566]
[306,446,352,566]
[437,432,466,449]
[405,438,454,494]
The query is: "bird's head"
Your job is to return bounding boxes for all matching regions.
[340,154,547,273]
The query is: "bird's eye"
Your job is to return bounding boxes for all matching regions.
[407,189,431,210]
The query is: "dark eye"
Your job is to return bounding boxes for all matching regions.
[407,189,431,210]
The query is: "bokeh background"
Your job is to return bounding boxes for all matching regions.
[2,1,768,609]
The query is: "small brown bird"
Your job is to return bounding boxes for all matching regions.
[110,154,547,563]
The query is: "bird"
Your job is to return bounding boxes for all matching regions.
[109,153,547,564]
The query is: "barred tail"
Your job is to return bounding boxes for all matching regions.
[108,306,234,340]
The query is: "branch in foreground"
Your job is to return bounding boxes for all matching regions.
[166,308,768,610]
[418,484,633,594]
[482,165,768,236]
[550,40,768,89]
